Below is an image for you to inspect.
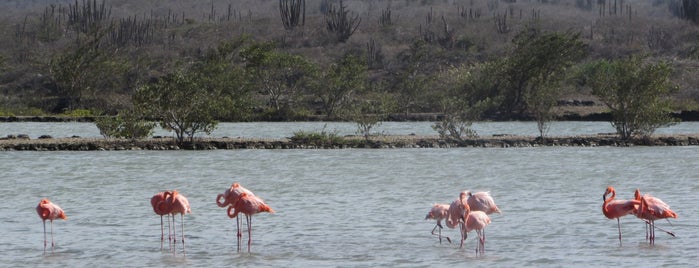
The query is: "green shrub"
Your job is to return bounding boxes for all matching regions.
[95,110,155,139]
[290,126,344,145]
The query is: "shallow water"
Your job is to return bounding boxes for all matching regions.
[3,121,699,139]
[1,145,698,267]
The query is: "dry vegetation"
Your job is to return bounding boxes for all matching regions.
[1,0,698,116]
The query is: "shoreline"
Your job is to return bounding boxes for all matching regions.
[1,134,698,151]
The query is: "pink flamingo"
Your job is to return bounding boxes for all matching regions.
[216,183,255,207]
[36,198,67,253]
[634,189,677,245]
[425,203,451,244]
[462,203,491,256]
[602,186,639,246]
[465,191,501,215]
[216,182,255,250]
[227,192,274,252]
[446,192,469,248]
[151,191,174,249]
[165,190,191,254]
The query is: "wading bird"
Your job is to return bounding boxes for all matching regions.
[151,191,173,250]
[166,190,191,254]
[227,192,274,252]
[602,186,639,246]
[217,182,256,250]
[36,198,67,253]
[425,203,451,244]
[446,192,469,248]
[464,191,501,215]
[462,202,491,256]
[634,189,677,245]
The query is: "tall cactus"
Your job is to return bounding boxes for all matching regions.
[325,0,361,43]
[279,0,305,30]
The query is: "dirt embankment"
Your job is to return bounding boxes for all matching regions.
[1,134,698,151]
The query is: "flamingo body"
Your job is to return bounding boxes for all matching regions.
[164,190,190,254]
[227,192,274,252]
[602,186,639,246]
[634,189,677,245]
[216,183,254,208]
[466,191,501,215]
[36,198,66,252]
[151,191,173,249]
[462,205,491,255]
[425,203,451,243]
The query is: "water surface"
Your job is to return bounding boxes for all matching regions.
[1,146,697,267]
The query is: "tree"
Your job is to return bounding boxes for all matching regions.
[431,64,494,141]
[134,70,223,144]
[49,29,128,112]
[586,55,678,139]
[521,31,586,142]
[94,109,155,139]
[347,90,396,141]
[194,39,253,121]
[499,29,587,120]
[313,54,367,118]
[394,40,433,117]
[240,41,317,120]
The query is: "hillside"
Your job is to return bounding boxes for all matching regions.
[1,0,698,120]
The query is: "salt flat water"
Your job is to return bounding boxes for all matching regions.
[3,121,699,139]
[1,122,699,267]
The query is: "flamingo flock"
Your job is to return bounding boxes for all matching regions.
[215,183,274,252]
[602,186,677,246]
[36,183,678,258]
[428,190,500,255]
[149,190,191,254]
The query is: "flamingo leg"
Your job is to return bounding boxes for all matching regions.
[167,214,173,250]
[481,229,486,255]
[42,220,47,253]
[181,214,186,255]
[246,214,252,253]
[616,218,622,246]
[171,215,177,255]
[160,215,164,250]
[650,220,655,245]
[459,223,465,249]
[50,220,55,253]
[236,216,242,252]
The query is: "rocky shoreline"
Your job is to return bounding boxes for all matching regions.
[1,134,698,151]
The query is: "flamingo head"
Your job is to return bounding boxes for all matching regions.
[603,186,615,201]
[634,189,641,200]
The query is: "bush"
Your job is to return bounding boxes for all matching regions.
[95,110,155,139]
[289,126,344,146]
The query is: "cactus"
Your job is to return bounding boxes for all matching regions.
[325,0,361,43]
[279,0,305,30]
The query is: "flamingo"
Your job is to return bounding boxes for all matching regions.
[602,186,639,246]
[465,191,501,215]
[151,191,173,250]
[216,183,255,250]
[425,203,452,244]
[227,192,274,252]
[634,189,677,245]
[165,190,191,254]
[216,183,255,207]
[36,198,67,253]
[462,203,491,256]
[446,192,469,248]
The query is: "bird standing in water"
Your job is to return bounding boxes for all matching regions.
[425,203,451,244]
[36,198,67,253]
[602,186,639,246]
[227,192,274,252]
